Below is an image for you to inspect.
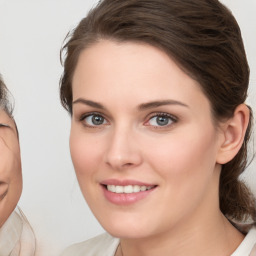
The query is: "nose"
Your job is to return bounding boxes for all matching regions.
[104,127,142,171]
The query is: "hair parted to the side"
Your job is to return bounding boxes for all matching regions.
[0,74,13,117]
[59,0,256,223]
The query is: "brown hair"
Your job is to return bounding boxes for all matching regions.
[60,0,256,223]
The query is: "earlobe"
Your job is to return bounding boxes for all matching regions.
[216,104,250,164]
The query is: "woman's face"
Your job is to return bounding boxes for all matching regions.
[0,110,22,227]
[70,40,225,239]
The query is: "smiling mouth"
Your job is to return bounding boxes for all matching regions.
[101,181,157,204]
[105,185,156,194]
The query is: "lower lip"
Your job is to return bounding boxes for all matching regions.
[102,185,156,205]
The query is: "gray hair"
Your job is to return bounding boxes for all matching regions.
[0,74,14,117]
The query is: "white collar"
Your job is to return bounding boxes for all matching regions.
[0,208,36,256]
[231,226,256,256]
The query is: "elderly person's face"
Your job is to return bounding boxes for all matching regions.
[0,109,22,227]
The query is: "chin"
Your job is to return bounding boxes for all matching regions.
[98,215,156,239]
[107,228,149,240]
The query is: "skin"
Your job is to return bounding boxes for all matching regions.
[70,40,247,256]
[0,109,22,228]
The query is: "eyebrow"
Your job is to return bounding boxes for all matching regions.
[72,98,188,111]
[138,100,189,110]
[72,98,105,109]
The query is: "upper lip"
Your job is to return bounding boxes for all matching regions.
[100,179,156,187]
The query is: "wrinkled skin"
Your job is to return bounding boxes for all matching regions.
[0,109,22,227]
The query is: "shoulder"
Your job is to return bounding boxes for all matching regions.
[0,208,36,256]
[0,211,22,256]
[61,233,119,256]
[231,226,256,256]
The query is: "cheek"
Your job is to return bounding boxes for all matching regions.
[0,169,22,227]
[145,127,219,187]
[69,130,107,209]
[0,124,22,227]
[143,130,220,222]
[69,130,102,178]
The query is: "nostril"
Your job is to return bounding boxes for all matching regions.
[124,163,133,166]
[104,144,143,170]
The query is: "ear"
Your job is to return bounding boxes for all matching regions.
[216,104,250,164]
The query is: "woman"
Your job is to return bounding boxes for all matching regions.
[0,75,36,256]
[60,0,256,255]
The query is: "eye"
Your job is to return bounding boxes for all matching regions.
[0,123,10,128]
[81,113,108,127]
[145,113,177,127]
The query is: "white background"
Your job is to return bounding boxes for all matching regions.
[0,1,255,255]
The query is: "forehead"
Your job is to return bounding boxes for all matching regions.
[72,40,207,104]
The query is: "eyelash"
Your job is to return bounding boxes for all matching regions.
[79,112,178,129]
[145,112,178,128]
[79,112,109,128]
[0,123,10,128]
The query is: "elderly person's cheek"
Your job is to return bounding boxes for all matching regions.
[0,171,22,229]
[0,182,8,201]
[0,137,22,228]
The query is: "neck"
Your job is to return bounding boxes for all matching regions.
[117,211,244,256]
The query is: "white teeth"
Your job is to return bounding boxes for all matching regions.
[108,185,116,192]
[106,185,154,194]
[115,186,124,193]
[124,185,133,193]
[140,186,146,191]
[133,185,140,193]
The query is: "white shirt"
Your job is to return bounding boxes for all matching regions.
[61,226,256,256]
[0,208,36,256]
